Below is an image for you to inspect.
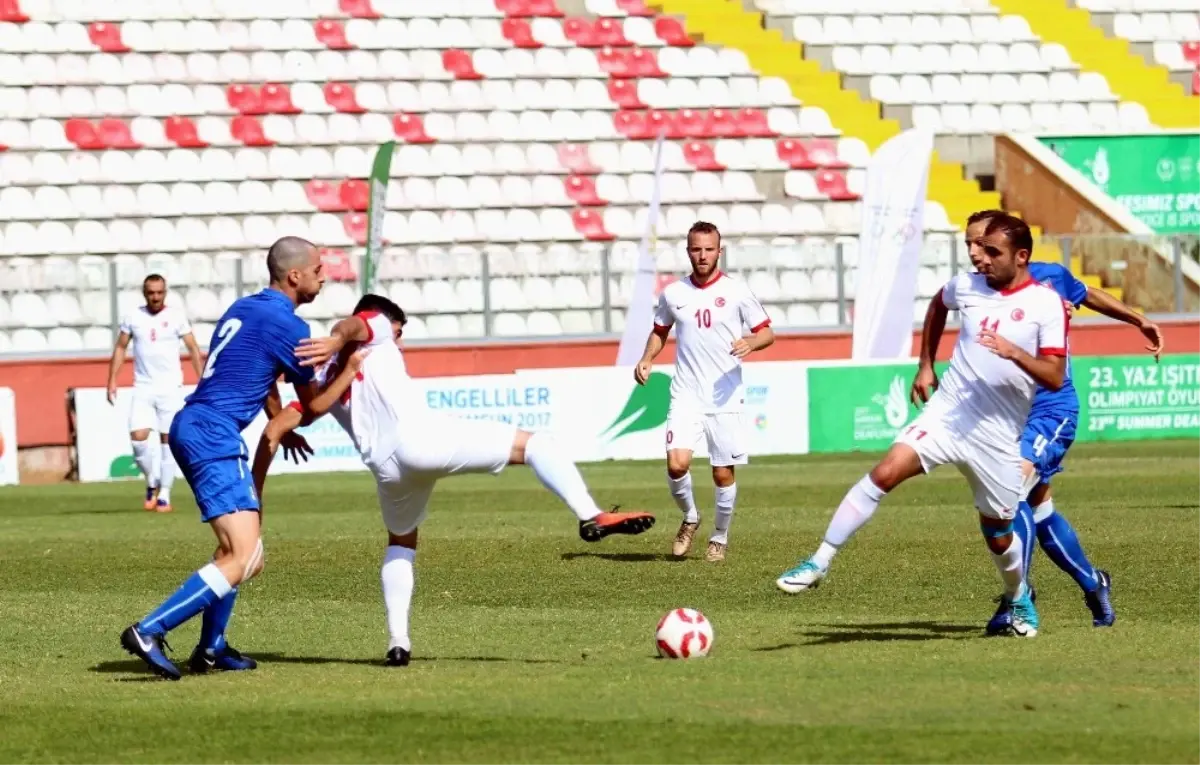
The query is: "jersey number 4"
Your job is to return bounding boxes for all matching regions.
[201,318,242,379]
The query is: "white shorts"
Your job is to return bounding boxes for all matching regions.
[665,409,748,467]
[128,387,185,434]
[894,407,1022,520]
[372,415,517,536]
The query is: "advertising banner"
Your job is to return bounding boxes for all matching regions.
[806,360,934,453]
[1074,353,1200,442]
[1039,133,1200,234]
[0,388,18,486]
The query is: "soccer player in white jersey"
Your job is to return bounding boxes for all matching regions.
[634,221,775,562]
[106,274,205,512]
[776,214,1068,638]
[260,294,656,666]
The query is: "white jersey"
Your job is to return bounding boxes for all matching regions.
[653,272,771,413]
[119,304,192,390]
[934,272,1067,444]
[315,311,425,474]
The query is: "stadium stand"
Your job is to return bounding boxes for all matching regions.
[0,0,1195,350]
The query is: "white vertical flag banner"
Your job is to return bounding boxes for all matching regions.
[852,128,934,360]
[615,131,667,366]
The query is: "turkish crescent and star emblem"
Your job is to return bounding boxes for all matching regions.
[715,297,726,307]
[1011,308,1025,321]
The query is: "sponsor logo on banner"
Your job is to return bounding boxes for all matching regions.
[0,387,18,485]
[1075,353,1200,441]
[806,361,947,453]
[601,371,671,442]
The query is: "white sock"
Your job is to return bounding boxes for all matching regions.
[132,439,157,489]
[524,432,602,522]
[158,443,176,503]
[990,534,1027,599]
[381,545,416,652]
[812,475,887,569]
[668,472,699,524]
[1032,498,1055,524]
[711,483,736,544]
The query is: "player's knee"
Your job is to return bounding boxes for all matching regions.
[131,430,151,442]
[666,453,691,478]
[978,518,1014,554]
[711,465,735,486]
[241,538,266,582]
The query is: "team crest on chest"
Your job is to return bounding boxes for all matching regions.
[715,297,726,307]
[1010,308,1025,321]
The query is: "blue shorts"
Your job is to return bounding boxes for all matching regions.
[1019,411,1077,486]
[169,405,259,522]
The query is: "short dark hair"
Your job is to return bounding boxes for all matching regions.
[353,293,406,326]
[143,273,165,288]
[983,213,1033,254]
[687,220,720,242]
[966,209,1005,227]
[266,236,317,282]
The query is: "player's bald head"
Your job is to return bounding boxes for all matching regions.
[266,236,318,283]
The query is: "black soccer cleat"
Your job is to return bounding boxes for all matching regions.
[189,644,258,673]
[579,508,656,542]
[385,647,411,667]
[121,624,182,681]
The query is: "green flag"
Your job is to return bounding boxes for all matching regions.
[362,140,395,295]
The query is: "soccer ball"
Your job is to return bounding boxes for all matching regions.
[655,608,714,659]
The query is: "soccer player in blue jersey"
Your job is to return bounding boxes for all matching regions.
[119,237,364,680]
[963,211,1164,632]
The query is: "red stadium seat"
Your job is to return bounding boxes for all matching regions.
[526,0,564,16]
[593,17,629,46]
[338,179,370,211]
[0,0,29,22]
[676,108,705,138]
[324,82,364,113]
[163,116,206,148]
[565,174,605,205]
[646,108,680,139]
[442,49,481,79]
[305,180,344,212]
[571,208,613,240]
[314,19,352,49]
[393,113,433,143]
[320,248,357,281]
[606,78,643,109]
[87,22,129,52]
[501,18,540,48]
[563,18,600,46]
[231,115,272,146]
[226,84,262,115]
[337,0,379,18]
[815,170,858,201]
[805,137,847,168]
[682,141,724,171]
[261,83,298,114]
[64,118,104,150]
[343,212,368,245]
[627,47,665,77]
[556,143,599,173]
[98,118,140,149]
[703,108,737,138]
[654,17,693,47]
[654,273,676,295]
[776,138,811,168]
[613,110,651,139]
[596,47,631,77]
[616,0,652,16]
[735,107,774,137]
[1183,42,1200,65]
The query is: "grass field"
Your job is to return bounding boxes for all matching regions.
[0,440,1197,763]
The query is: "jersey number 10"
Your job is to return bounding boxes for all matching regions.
[201,318,242,379]
[694,309,712,328]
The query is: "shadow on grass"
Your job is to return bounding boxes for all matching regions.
[753,620,980,650]
[91,652,563,676]
[560,551,680,563]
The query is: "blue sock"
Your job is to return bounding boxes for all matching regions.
[1034,500,1099,593]
[1016,501,1036,582]
[199,588,239,653]
[139,563,233,637]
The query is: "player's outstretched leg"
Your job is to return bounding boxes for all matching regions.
[518,431,655,542]
[189,587,257,673]
[777,444,917,593]
[666,450,699,557]
[381,531,417,666]
[987,501,1037,635]
[1031,491,1114,626]
[707,468,736,563]
[156,439,176,512]
[981,514,1038,638]
[131,433,159,510]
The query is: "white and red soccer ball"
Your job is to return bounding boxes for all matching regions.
[655,608,714,659]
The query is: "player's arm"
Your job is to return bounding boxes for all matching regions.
[985,342,1067,391]
[294,314,371,368]
[181,332,205,379]
[635,295,674,384]
[912,288,950,405]
[289,348,370,425]
[250,407,301,507]
[105,330,132,404]
[731,290,774,359]
[1082,287,1163,360]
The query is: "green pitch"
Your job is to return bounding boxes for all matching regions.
[1,440,1196,763]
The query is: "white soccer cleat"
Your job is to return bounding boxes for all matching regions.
[775,559,826,594]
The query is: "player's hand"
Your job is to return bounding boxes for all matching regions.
[1139,319,1164,362]
[634,360,652,385]
[346,347,372,372]
[910,364,938,406]
[280,431,313,464]
[106,385,117,405]
[977,328,1018,360]
[730,338,753,359]
[296,335,346,368]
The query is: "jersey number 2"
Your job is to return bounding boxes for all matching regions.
[201,318,242,379]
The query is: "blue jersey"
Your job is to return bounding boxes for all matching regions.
[1027,262,1088,416]
[185,288,314,430]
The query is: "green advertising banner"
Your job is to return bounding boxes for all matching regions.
[807,361,947,453]
[1074,353,1200,442]
[1039,133,1200,234]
